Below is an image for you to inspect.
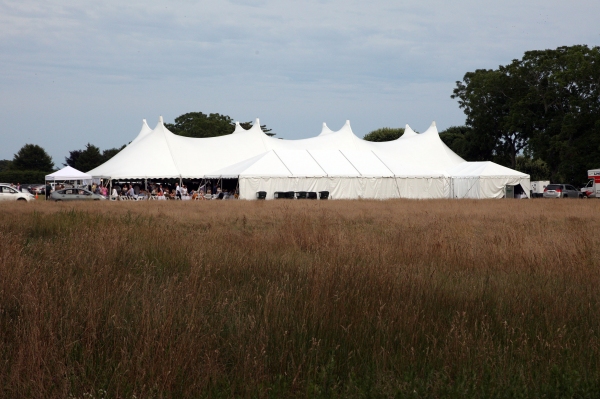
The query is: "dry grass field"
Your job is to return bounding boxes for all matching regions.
[1,199,600,398]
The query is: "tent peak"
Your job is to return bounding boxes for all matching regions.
[431,121,436,127]
[158,116,164,124]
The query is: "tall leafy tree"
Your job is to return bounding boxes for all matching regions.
[165,112,235,138]
[452,69,529,169]
[102,145,126,163]
[166,112,275,138]
[363,127,405,142]
[439,126,496,162]
[72,144,103,172]
[64,149,83,168]
[452,45,600,184]
[0,160,12,172]
[12,144,54,172]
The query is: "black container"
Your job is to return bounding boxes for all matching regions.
[307,192,317,199]
[274,191,285,199]
[285,191,295,199]
[295,191,308,199]
[319,191,329,200]
[256,191,267,200]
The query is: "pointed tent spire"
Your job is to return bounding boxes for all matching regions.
[319,122,334,136]
[233,121,245,134]
[158,115,164,125]
[401,124,418,138]
[250,118,263,132]
[422,121,439,135]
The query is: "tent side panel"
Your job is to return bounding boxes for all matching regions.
[240,177,449,200]
[395,178,449,199]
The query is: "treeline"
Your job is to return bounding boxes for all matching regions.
[364,45,600,185]
[0,143,125,184]
[0,144,55,184]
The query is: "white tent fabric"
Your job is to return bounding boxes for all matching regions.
[45,166,92,181]
[448,162,531,199]
[87,117,530,199]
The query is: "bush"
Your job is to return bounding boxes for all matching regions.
[0,170,48,184]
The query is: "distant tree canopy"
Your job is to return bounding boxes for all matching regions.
[439,126,496,162]
[0,159,13,172]
[165,112,275,138]
[64,144,126,172]
[12,144,54,172]
[452,44,600,185]
[363,127,405,142]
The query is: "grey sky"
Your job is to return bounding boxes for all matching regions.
[1,0,598,165]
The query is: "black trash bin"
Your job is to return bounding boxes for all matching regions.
[307,192,317,199]
[274,191,285,199]
[319,191,329,200]
[285,191,295,199]
[256,191,267,200]
[295,191,308,199]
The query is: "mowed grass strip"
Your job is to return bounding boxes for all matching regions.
[1,199,599,398]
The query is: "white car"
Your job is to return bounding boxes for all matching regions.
[0,184,36,202]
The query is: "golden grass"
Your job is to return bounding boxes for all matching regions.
[1,199,600,398]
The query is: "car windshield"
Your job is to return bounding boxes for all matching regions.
[546,184,561,190]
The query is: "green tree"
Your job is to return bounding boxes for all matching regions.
[515,155,551,181]
[102,145,126,163]
[166,112,235,138]
[0,160,12,172]
[363,127,405,142]
[64,149,82,168]
[439,126,496,162]
[452,68,529,169]
[12,144,54,172]
[166,112,275,138]
[73,144,103,172]
[452,45,600,185]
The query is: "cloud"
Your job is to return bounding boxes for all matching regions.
[0,0,598,162]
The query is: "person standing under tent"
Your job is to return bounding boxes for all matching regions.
[175,183,182,200]
[45,182,52,200]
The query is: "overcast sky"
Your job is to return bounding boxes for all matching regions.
[1,0,598,165]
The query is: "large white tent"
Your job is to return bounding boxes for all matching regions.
[87,117,530,199]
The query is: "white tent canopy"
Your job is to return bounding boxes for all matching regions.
[87,117,530,199]
[447,162,530,199]
[45,166,92,182]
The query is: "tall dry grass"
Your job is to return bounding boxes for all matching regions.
[1,199,599,398]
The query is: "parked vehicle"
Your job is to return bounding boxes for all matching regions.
[581,168,600,198]
[530,181,550,198]
[0,184,36,202]
[543,184,583,198]
[51,188,106,201]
